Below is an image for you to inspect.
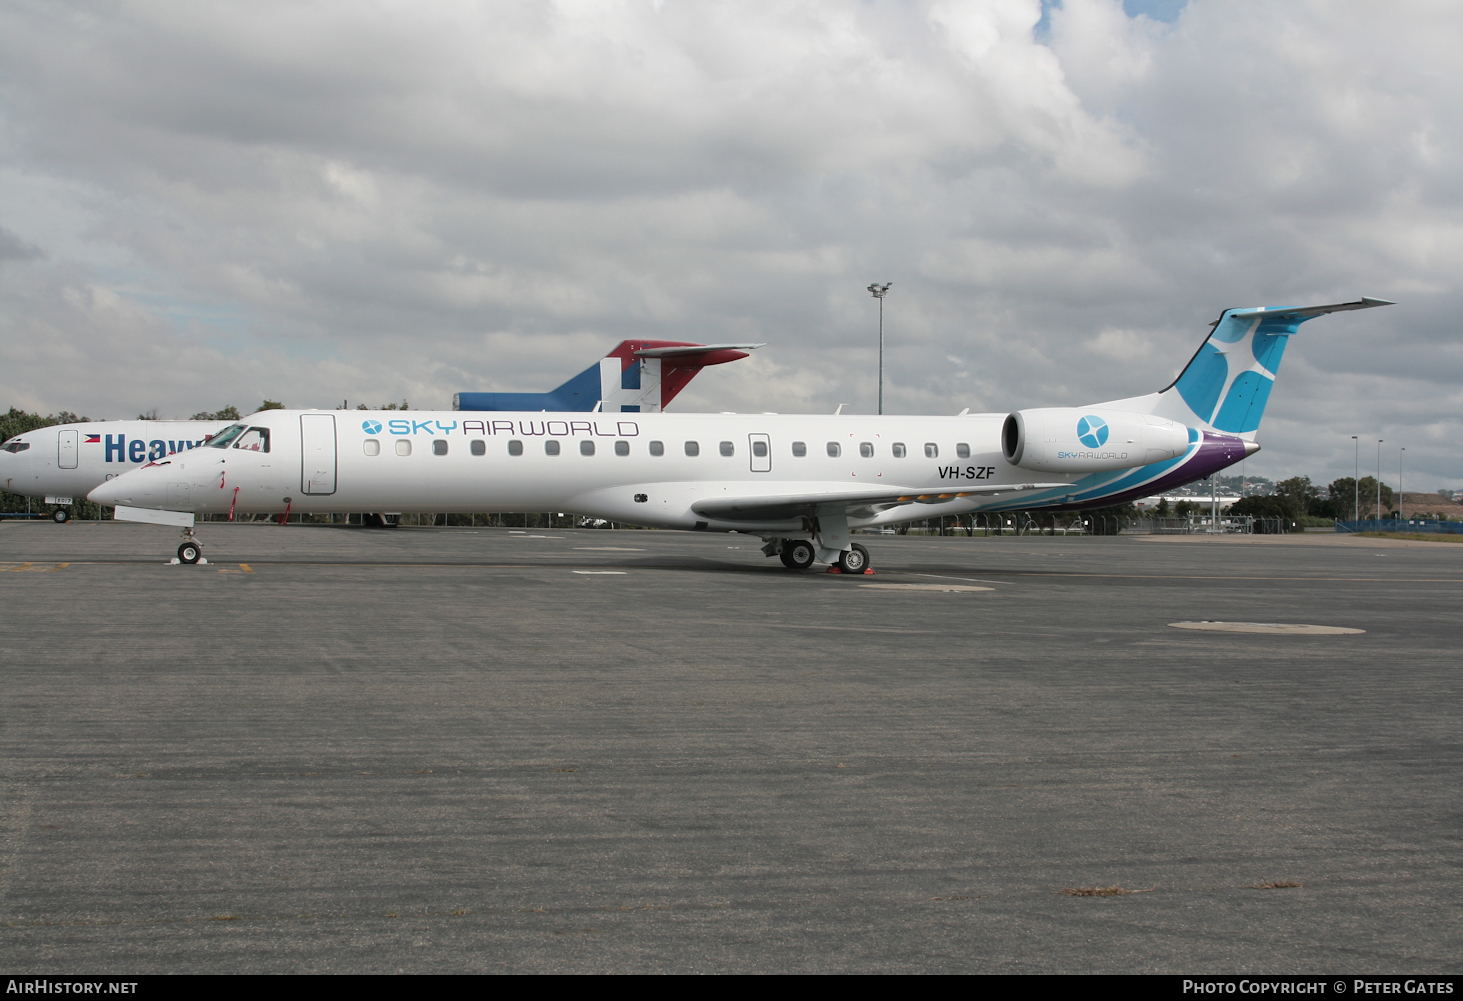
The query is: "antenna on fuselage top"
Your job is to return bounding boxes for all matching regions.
[834,403,846,415]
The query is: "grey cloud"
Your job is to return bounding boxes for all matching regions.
[0,225,43,261]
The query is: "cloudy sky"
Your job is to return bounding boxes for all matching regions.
[1,0,1458,489]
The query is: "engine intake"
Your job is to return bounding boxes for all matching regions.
[1001,408,1192,473]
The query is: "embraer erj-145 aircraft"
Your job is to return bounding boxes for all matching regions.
[85,298,1392,572]
[0,340,753,521]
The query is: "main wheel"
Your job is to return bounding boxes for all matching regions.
[52,508,70,524]
[780,539,816,570]
[838,543,870,574]
[178,543,201,564]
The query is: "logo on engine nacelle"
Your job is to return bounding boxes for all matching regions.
[1076,415,1109,449]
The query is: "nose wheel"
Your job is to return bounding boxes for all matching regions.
[175,526,205,565]
[51,507,70,524]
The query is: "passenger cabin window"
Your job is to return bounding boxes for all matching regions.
[685,441,700,456]
[471,440,486,456]
[956,443,970,459]
[580,440,595,456]
[826,442,841,458]
[859,442,873,458]
[233,427,270,452]
[720,441,734,457]
[615,440,630,456]
[432,440,448,456]
[649,440,665,456]
[508,440,523,456]
[395,440,412,456]
[752,440,768,458]
[207,424,248,449]
[892,442,906,458]
[363,439,380,456]
[924,443,938,458]
[545,440,560,456]
[792,441,807,457]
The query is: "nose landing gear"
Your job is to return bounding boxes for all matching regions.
[51,507,70,524]
[175,526,207,565]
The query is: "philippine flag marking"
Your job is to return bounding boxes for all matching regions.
[84,434,101,443]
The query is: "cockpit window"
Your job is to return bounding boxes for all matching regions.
[233,427,270,452]
[1,440,29,453]
[207,424,249,449]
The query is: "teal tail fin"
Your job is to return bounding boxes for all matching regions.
[1139,297,1394,436]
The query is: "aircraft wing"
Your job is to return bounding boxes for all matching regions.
[690,482,1072,522]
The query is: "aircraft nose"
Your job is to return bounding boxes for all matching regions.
[88,464,169,507]
[87,477,129,506]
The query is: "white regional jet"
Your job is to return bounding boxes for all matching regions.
[81,298,1392,571]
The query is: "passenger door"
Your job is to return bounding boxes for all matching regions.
[58,429,78,469]
[300,414,337,495]
[749,433,771,473]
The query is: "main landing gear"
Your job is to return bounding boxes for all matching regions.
[779,539,816,570]
[768,539,872,574]
[834,543,871,575]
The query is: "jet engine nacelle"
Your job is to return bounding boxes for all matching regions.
[1001,408,1191,473]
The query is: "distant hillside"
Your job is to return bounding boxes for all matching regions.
[1394,492,1463,518]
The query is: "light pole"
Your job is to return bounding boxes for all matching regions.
[867,282,892,415]
[1376,439,1384,520]
[1351,436,1358,523]
[1399,446,1405,521]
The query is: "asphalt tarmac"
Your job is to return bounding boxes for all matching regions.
[1,521,1459,973]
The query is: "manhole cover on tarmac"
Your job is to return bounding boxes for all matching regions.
[860,583,993,592]
[1169,621,1365,635]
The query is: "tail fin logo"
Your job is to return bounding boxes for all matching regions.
[1076,416,1109,449]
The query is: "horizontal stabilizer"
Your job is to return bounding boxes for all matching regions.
[1216,297,1395,324]
[634,343,765,358]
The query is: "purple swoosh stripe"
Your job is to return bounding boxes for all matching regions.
[1046,432,1251,511]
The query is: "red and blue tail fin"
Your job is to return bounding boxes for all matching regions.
[454,340,763,413]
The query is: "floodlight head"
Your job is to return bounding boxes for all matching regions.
[867,282,892,298]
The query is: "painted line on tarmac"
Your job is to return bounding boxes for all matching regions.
[908,571,1010,586]
[0,562,69,572]
[970,571,1463,583]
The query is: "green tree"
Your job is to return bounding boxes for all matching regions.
[1275,476,1321,515]
[1,406,93,444]
[1229,494,1299,531]
[259,400,285,411]
[191,406,242,421]
[1355,476,1394,518]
